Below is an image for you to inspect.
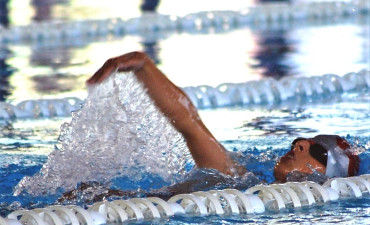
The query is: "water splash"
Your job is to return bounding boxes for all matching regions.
[56,168,263,206]
[285,164,329,184]
[14,72,193,195]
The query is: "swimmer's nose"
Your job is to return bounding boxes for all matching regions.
[279,150,295,164]
[285,150,295,160]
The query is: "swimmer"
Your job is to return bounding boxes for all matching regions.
[58,52,359,203]
[87,51,360,182]
[59,51,361,203]
[274,135,360,182]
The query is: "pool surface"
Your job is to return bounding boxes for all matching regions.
[0,0,369,224]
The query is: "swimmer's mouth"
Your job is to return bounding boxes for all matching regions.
[281,151,295,163]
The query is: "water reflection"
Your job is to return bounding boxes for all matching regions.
[29,44,87,94]
[140,0,161,64]
[258,0,289,2]
[30,46,73,69]
[32,0,68,22]
[140,0,160,12]
[0,0,367,102]
[7,0,257,27]
[240,114,317,136]
[141,36,161,64]
[0,0,9,27]
[31,74,80,94]
[2,20,368,101]
[251,0,293,78]
[0,47,13,101]
[252,29,294,78]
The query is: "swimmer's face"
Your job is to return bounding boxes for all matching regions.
[274,140,326,182]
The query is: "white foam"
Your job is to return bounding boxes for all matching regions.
[15,72,193,195]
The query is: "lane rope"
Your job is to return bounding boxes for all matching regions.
[0,0,368,44]
[1,174,369,225]
[1,70,368,120]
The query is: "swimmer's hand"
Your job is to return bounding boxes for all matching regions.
[87,51,148,85]
[86,51,245,177]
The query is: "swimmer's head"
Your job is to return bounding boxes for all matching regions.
[274,135,360,183]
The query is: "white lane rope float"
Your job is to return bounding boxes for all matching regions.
[1,174,369,225]
[0,97,83,120]
[0,0,368,44]
[0,69,368,120]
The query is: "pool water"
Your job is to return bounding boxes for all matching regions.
[0,0,370,224]
[1,10,369,101]
[137,196,370,224]
[0,80,369,223]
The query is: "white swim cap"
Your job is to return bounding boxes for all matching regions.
[309,135,359,178]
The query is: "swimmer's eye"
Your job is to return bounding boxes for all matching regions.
[299,145,304,151]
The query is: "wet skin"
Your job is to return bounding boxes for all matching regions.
[58,52,335,202]
[87,51,329,182]
[274,140,326,183]
[87,51,246,176]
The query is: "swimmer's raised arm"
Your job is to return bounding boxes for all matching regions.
[87,51,246,176]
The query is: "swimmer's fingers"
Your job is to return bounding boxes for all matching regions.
[116,58,146,73]
[87,52,147,85]
[115,51,147,72]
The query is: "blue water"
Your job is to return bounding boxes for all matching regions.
[134,196,370,224]
[0,0,370,224]
[0,90,369,222]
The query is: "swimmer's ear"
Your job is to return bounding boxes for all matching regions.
[309,143,328,167]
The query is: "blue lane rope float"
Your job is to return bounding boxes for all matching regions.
[0,0,368,44]
[0,70,368,120]
[0,175,369,225]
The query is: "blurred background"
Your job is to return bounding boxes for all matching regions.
[0,0,369,102]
